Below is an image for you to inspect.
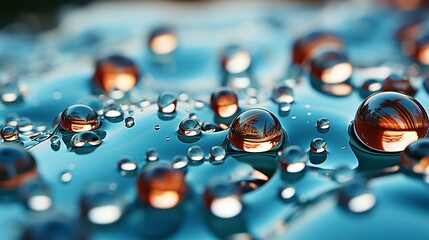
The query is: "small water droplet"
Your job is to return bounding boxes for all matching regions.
[172,155,189,170]
[332,166,355,184]
[279,102,291,113]
[51,91,62,100]
[1,125,19,141]
[338,179,376,213]
[178,118,201,136]
[60,171,72,183]
[194,100,205,110]
[104,103,124,118]
[20,181,52,212]
[210,146,226,161]
[118,158,138,174]
[187,146,204,161]
[203,181,243,218]
[146,148,159,161]
[272,85,294,104]
[154,124,160,130]
[279,184,296,200]
[157,92,177,113]
[316,118,330,130]
[17,117,33,133]
[125,117,135,128]
[71,131,102,148]
[291,115,297,120]
[310,138,327,153]
[165,136,171,141]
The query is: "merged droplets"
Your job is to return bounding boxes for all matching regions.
[210,88,239,118]
[60,104,100,132]
[279,146,307,173]
[401,139,429,178]
[93,54,139,92]
[228,108,284,152]
[178,118,201,136]
[71,131,102,148]
[1,125,19,141]
[203,181,243,218]
[310,138,327,153]
[353,91,429,152]
[157,92,177,113]
[137,161,187,209]
[0,144,37,189]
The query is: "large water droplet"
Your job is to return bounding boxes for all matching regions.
[157,92,177,113]
[172,155,189,170]
[60,104,100,132]
[210,88,239,118]
[178,118,201,136]
[1,125,19,141]
[146,148,159,161]
[353,91,428,152]
[187,146,204,161]
[279,146,307,173]
[203,181,243,218]
[0,144,37,189]
[228,108,284,152]
[221,45,252,74]
[104,103,124,118]
[310,138,327,153]
[20,180,52,211]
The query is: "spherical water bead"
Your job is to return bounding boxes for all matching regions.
[228,108,283,152]
[210,88,239,118]
[93,54,139,92]
[292,32,343,65]
[172,155,189,170]
[118,158,138,173]
[6,113,19,126]
[278,184,296,200]
[157,92,177,113]
[210,146,226,161]
[316,118,330,130]
[201,122,217,133]
[80,184,126,225]
[178,118,201,136]
[1,125,19,141]
[382,73,417,96]
[104,103,124,118]
[189,112,197,119]
[71,131,102,148]
[19,180,52,211]
[221,45,252,74]
[0,82,21,104]
[401,139,429,176]
[154,125,160,130]
[17,117,33,133]
[361,79,382,93]
[148,27,178,55]
[125,117,135,128]
[59,171,72,184]
[309,49,352,84]
[332,166,355,184]
[187,146,204,161]
[21,216,86,240]
[337,179,376,213]
[146,148,159,161]
[271,85,294,104]
[0,144,37,189]
[60,104,100,132]
[203,181,243,218]
[278,102,291,113]
[50,135,61,145]
[137,161,187,209]
[353,91,429,152]
[411,34,429,65]
[278,146,307,173]
[310,138,327,153]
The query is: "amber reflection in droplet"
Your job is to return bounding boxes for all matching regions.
[382,73,416,96]
[210,88,239,118]
[354,91,429,152]
[60,104,100,132]
[93,55,139,92]
[0,144,37,189]
[292,32,343,65]
[148,28,178,55]
[401,138,429,175]
[137,161,187,209]
[309,49,352,84]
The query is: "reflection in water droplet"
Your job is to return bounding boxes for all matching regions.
[71,131,102,148]
[165,136,171,141]
[20,181,52,211]
[178,118,201,136]
[60,171,72,183]
[332,166,355,183]
[17,117,33,133]
[279,146,307,173]
[221,45,252,74]
[158,92,177,113]
[201,122,217,133]
[401,139,429,178]
[210,146,226,161]
[172,155,189,170]
[291,115,297,120]
[60,104,100,132]
[279,102,291,113]
[310,138,327,153]
[125,117,135,128]
[272,86,294,104]
[50,135,60,145]
[279,184,296,200]
[93,54,139,92]
[338,179,376,213]
[0,144,37,189]
[310,49,352,84]
[118,158,138,173]
[1,125,19,141]
[154,124,160,130]
[353,91,429,152]
[316,118,330,130]
[148,27,178,55]
[382,73,416,96]
[361,79,382,93]
[137,161,187,209]
[146,148,159,161]
[189,113,197,119]
[228,108,283,152]
[204,181,243,218]
[187,146,204,161]
[210,88,239,118]
[104,103,124,118]
[0,82,21,103]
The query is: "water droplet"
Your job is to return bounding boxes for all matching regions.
[188,112,197,119]
[80,184,126,225]
[201,122,217,132]
[35,122,47,132]
[279,184,296,200]
[93,54,139,92]
[0,144,37,189]
[353,91,428,152]
[71,131,102,147]
[194,100,205,110]
[338,179,376,213]
[291,115,297,120]
[187,146,204,161]
[310,49,352,84]
[60,171,72,183]
[1,126,19,141]
[146,148,159,161]
[210,88,239,118]
[203,181,243,218]
[279,146,307,173]
[17,117,33,133]
[382,73,416,96]
[228,108,284,152]
[401,139,429,178]
[139,99,151,108]
[178,118,201,136]
[172,155,189,170]
[154,124,160,130]
[165,136,171,141]
[118,158,138,173]
[20,181,52,211]
[316,118,330,130]
[137,161,187,209]
[310,138,327,153]
[361,79,382,93]
[0,82,21,104]
[104,103,124,118]
[50,135,61,145]
[157,92,177,113]
[51,91,63,100]
[148,27,178,55]
[221,45,252,74]
[307,112,312,116]
[272,85,294,104]
[278,102,291,113]
[210,146,226,161]
[6,113,19,126]
[292,32,343,65]
[125,116,135,128]
[332,166,355,184]
[60,104,100,132]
